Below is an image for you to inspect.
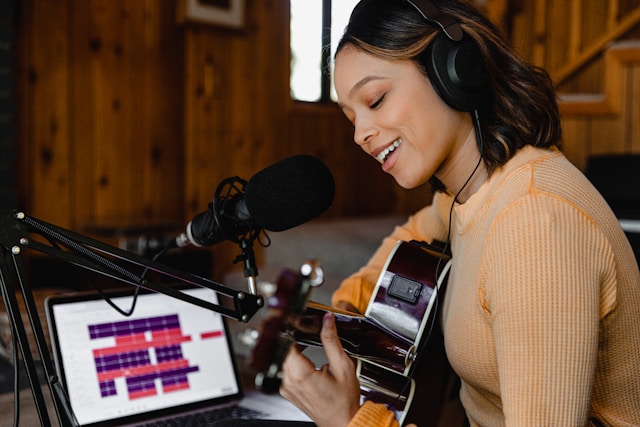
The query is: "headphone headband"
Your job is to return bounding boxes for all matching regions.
[405,0,463,41]
[404,0,491,111]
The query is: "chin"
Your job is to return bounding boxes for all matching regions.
[393,178,418,190]
[392,173,429,190]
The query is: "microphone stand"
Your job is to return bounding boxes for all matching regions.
[236,238,259,295]
[0,210,265,427]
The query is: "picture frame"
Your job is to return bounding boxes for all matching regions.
[177,0,245,29]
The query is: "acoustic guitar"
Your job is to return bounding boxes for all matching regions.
[247,240,453,425]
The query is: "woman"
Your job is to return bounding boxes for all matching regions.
[279,0,640,426]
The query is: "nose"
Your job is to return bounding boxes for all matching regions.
[353,116,377,147]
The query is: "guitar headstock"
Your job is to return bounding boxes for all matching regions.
[246,260,323,393]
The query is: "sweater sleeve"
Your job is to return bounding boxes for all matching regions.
[347,401,400,427]
[479,193,617,425]
[332,193,453,312]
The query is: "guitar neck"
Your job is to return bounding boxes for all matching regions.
[293,302,415,373]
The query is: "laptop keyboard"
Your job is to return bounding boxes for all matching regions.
[137,405,266,426]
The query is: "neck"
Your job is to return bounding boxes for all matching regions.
[436,124,488,204]
[451,156,487,203]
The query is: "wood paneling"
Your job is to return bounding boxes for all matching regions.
[14,0,640,280]
[16,0,184,231]
[511,0,640,169]
[16,0,419,279]
[17,0,73,227]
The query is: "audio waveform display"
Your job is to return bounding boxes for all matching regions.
[89,314,200,400]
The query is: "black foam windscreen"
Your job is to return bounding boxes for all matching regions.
[244,154,336,232]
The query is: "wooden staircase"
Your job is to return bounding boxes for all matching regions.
[540,0,640,116]
[558,39,640,115]
[491,0,640,166]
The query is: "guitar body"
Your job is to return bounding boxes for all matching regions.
[248,240,455,426]
[361,241,452,423]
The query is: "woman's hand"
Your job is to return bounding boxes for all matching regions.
[280,312,362,427]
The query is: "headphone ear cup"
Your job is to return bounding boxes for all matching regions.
[425,33,491,112]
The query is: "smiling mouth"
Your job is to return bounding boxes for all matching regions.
[376,138,402,163]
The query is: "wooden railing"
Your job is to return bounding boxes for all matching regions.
[497,0,640,163]
[521,0,640,115]
[558,39,640,115]
[552,1,640,86]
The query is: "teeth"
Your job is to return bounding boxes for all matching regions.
[376,138,402,163]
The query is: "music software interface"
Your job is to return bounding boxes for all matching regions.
[89,314,207,400]
[51,288,239,425]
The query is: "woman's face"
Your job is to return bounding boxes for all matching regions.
[334,46,474,189]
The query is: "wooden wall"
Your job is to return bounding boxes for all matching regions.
[14,0,427,279]
[15,0,185,230]
[508,0,640,170]
[13,0,640,279]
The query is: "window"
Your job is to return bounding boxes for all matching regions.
[290,0,360,103]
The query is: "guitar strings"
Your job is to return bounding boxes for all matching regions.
[388,109,485,419]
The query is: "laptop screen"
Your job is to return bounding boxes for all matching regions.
[46,287,243,426]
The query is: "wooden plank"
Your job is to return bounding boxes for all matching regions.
[71,0,184,230]
[558,94,611,116]
[28,0,73,227]
[629,64,640,152]
[126,0,147,226]
[608,0,619,31]
[129,0,184,227]
[568,0,582,61]
[68,1,94,228]
[87,0,130,226]
[581,1,609,49]
[560,116,590,170]
[183,30,228,221]
[589,116,627,155]
[485,0,509,30]
[546,1,573,74]
[589,77,628,156]
[510,0,534,60]
[14,0,34,215]
[532,0,547,67]
[559,40,640,116]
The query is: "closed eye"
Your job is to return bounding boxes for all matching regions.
[370,94,385,109]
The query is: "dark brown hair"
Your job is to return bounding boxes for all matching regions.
[336,0,562,177]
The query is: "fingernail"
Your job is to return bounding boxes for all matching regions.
[323,312,333,327]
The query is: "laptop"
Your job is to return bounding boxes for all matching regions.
[45,286,311,426]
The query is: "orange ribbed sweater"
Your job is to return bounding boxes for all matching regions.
[333,146,640,426]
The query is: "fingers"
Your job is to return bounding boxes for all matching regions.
[320,312,354,375]
[280,345,314,406]
[282,342,315,379]
[280,312,362,427]
[319,312,342,360]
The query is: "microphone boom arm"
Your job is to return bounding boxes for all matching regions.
[0,210,264,426]
[5,211,264,320]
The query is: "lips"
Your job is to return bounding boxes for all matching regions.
[375,138,402,164]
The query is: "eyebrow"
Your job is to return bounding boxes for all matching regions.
[348,75,386,101]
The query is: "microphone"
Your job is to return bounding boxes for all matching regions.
[172,154,335,247]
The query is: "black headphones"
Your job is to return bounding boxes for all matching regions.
[406,0,491,112]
